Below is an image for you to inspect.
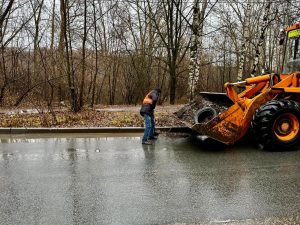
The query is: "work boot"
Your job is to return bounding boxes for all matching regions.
[149,136,158,140]
[142,140,152,145]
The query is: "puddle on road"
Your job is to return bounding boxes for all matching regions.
[0,133,142,144]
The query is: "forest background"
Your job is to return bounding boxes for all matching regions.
[0,0,300,127]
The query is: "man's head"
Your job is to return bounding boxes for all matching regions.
[154,88,161,94]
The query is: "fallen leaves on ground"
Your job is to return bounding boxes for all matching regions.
[0,108,186,128]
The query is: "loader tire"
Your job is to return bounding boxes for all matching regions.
[251,100,300,150]
[194,107,217,124]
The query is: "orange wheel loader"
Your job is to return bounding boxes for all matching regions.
[189,22,300,150]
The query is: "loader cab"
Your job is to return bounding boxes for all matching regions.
[282,24,300,74]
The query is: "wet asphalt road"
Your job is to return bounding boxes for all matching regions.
[0,133,299,225]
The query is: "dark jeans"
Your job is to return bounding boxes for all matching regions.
[150,115,155,137]
[142,114,153,142]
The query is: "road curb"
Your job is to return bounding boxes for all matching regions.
[0,127,191,134]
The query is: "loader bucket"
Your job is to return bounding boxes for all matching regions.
[198,92,233,106]
[192,91,275,145]
[192,103,244,144]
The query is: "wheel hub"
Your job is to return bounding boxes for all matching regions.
[274,113,300,141]
[278,120,292,134]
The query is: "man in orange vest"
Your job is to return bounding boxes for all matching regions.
[140,88,161,145]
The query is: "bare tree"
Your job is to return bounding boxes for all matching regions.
[146,0,189,104]
[0,0,33,105]
[60,0,79,112]
[0,0,14,29]
[0,0,299,109]
[79,0,87,108]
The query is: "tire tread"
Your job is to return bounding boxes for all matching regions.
[251,99,300,150]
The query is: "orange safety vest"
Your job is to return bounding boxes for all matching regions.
[143,92,153,105]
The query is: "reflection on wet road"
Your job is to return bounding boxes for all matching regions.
[0,134,299,225]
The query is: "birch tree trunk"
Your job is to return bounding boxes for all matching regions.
[188,0,200,100]
[237,0,251,81]
[188,0,208,100]
[250,1,272,77]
